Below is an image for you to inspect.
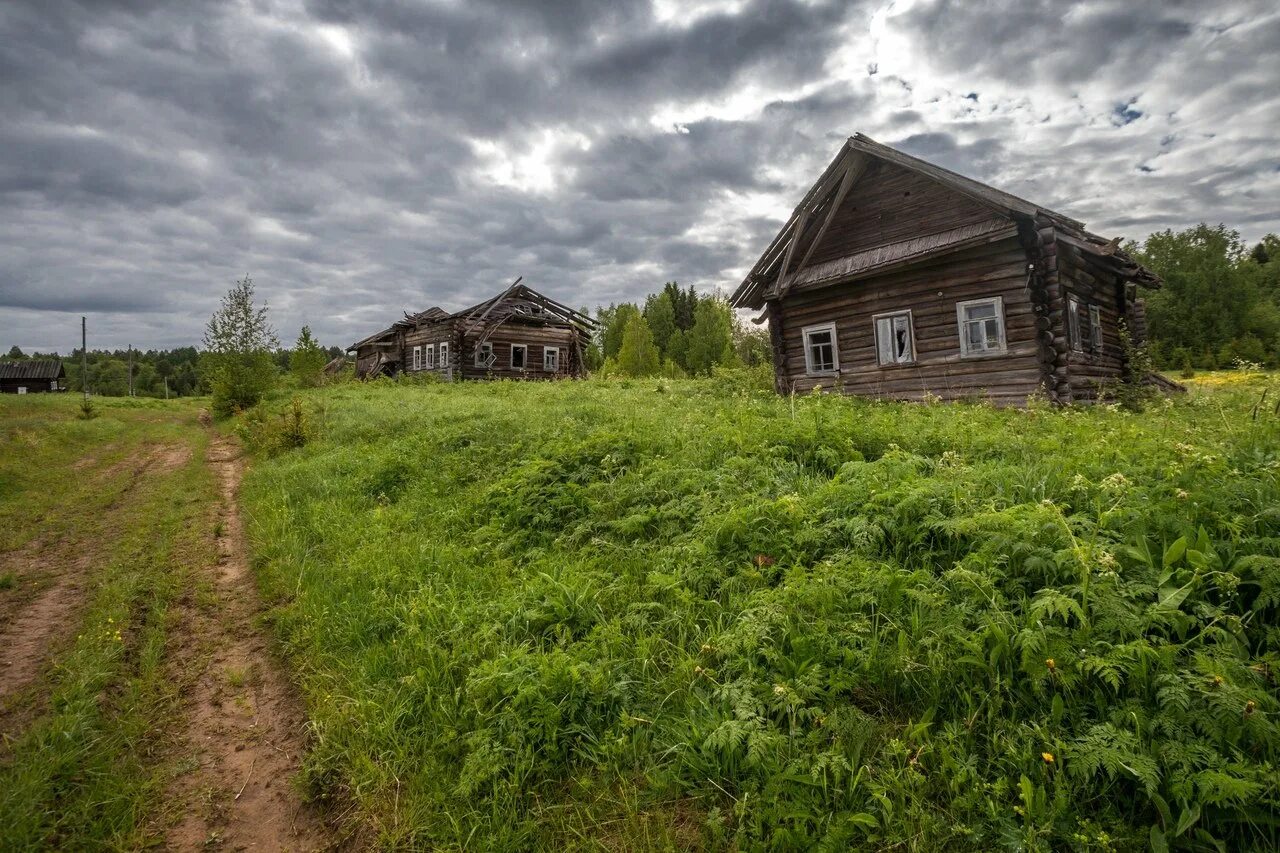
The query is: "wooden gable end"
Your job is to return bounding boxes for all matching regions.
[798,159,1009,272]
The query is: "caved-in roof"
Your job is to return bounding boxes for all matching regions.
[347,280,596,351]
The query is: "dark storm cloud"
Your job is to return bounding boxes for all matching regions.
[895,0,1196,87]
[1,0,1277,352]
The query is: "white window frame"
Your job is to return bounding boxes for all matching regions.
[872,309,916,366]
[1067,296,1083,352]
[956,296,1008,358]
[801,322,840,375]
[50,381,58,390]
[543,346,559,372]
[511,343,528,370]
[475,341,494,367]
[412,345,422,371]
[1089,305,1103,352]
[424,344,436,369]
[438,342,450,368]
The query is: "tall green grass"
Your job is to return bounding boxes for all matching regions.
[244,372,1280,850]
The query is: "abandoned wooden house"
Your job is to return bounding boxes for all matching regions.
[0,359,65,394]
[349,280,595,381]
[731,134,1163,405]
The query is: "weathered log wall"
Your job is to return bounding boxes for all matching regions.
[1056,237,1130,401]
[457,324,579,380]
[774,235,1043,405]
[1023,215,1072,403]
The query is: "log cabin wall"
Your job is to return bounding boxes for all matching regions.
[1030,215,1074,403]
[773,235,1044,405]
[1056,236,1130,400]
[457,323,579,380]
[403,321,458,377]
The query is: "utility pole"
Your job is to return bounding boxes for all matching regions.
[127,345,134,397]
[164,376,169,400]
[81,316,88,401]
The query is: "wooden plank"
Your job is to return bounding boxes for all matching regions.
[784,155,867,289]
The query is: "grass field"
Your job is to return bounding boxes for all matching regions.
[0,395,217,849]
[240,369,1280,850]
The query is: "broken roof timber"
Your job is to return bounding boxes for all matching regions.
[347,280,596,351]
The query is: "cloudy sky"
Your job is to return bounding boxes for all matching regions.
[2,0,1278,353]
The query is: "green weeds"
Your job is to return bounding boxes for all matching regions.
[245,373,1280,850]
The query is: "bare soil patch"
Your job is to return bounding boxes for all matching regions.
[164,436,331,851]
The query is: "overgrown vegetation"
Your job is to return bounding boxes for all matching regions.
[290,325,328,388]
[1134,225,1280,369]
[199,275,280,416]
[243,371,1280,850]
[593,282,769,378]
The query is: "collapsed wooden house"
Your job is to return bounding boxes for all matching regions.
[349,280,596,381]
[731,134,1164,405]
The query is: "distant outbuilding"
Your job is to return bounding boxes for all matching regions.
[0,360,65,394]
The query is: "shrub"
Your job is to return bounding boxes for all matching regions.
[232,397,313,454]
[199,276,279,417]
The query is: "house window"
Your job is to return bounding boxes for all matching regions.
[511,344,527,369]
[1067,297,1083,352]
[873,310,915,365]
[802,322,839,374]
[424,344,435,369]
[50,381,58,390]
[475,342,494,367]
[438,342,450,367]
[957,297,1007,357]
[412,346,422,370]
[543,347,559,372]
[1089,305,1103,352]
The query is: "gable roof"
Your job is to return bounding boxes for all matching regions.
[0,359,64,381]
[847,134,1082,228]
[731,133,1157,310]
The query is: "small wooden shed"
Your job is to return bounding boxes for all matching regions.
[349,280,596,381]
[0,360,65,394]
[731,134,1163,405]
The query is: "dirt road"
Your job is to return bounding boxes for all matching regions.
[165,435,330,851]
[0,401,335,850]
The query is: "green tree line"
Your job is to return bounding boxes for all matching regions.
[588,282,770,377]
[3,295,343,402]
[3,345,204,398]
[1133,224,1280,369]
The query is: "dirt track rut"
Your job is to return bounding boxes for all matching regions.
[165,435,329,851]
